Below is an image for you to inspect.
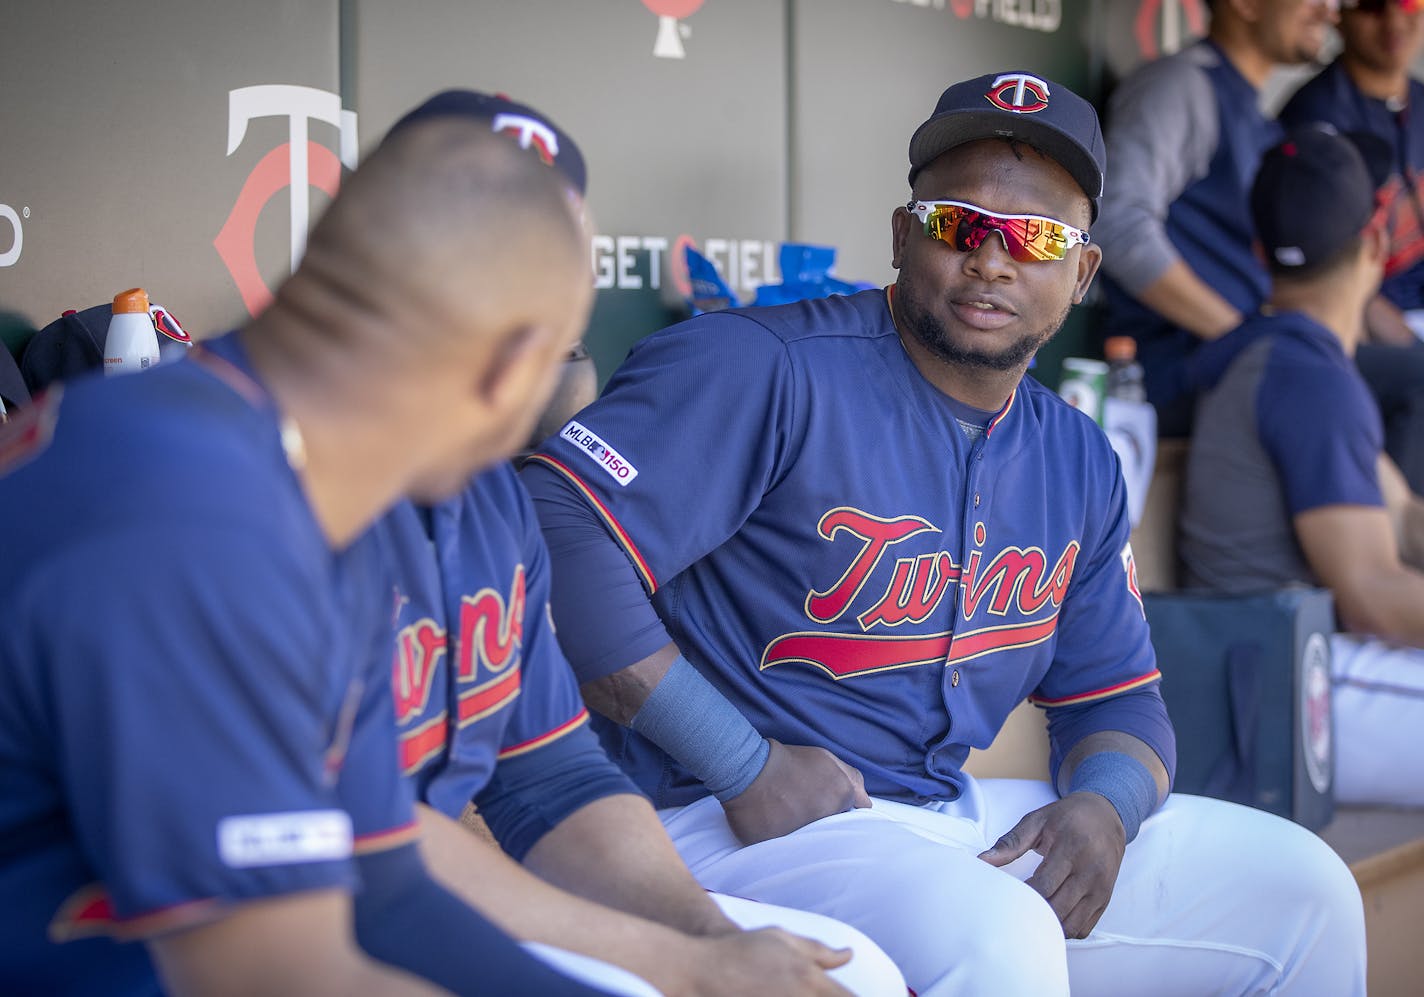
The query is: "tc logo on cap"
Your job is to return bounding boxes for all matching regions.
[985,73,1050,114]
[491,112,559,166]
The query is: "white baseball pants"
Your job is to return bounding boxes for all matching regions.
[1331,634,1424,807]
[660,779,1366,996]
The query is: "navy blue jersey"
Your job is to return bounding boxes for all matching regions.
[1280,60,1424,310]
[529,288,1162,806]
[0,336,414,993]
[376,466,591,818]
[1182,312,1385,592]
[1100,40,1281,417]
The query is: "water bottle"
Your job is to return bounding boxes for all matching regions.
[1102,335,1154,527]
[1104,335,1146,403]
[103,288,160,376]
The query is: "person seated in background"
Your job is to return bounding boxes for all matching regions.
[1180,124,1424,808]
[1279,0,1424,492]
[1094,0,1339,435]
[523,68,1366,997]
[0,98,615,995]
[371,90,902,997]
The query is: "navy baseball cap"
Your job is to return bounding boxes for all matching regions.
[908,71,1107,219]
[387,89,587,196]
[1251,125,1378,273]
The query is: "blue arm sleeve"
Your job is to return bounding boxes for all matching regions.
[1044,687,1178,792]
[352,842,609,996]
[475,721,643,862]
[522,460,673,681]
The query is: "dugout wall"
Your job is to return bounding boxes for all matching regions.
[0,0,1216,385]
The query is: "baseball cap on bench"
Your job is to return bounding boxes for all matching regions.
[387,89,587,196]
[908,71,1106,220]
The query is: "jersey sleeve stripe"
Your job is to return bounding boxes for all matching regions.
[1027,669,1163,707]
[496,707,591,760]
[524,453,659,593]
[48,884,221,942]
[353,820,421,855]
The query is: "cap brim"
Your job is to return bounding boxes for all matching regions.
[908,111,1103,217]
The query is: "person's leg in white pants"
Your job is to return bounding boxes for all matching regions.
[1330,633,1424,806]
[662,777,1365,997]
[970,779,1365,997]
[664,794,1070,997]
[710,893,907,996]
[524,893,907,997]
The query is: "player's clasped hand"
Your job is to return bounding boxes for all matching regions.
[685,927,854,997]
[977,792,1126,940]
[722,739,872,845]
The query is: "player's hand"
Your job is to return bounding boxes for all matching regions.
[721,739,872,845]
[683,927,854,997]
[977,792,1126,939]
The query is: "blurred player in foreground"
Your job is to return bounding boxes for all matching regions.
[0,100,618,994]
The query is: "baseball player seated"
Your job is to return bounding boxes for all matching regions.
[1181,124,1424,810]
[522,71,1367,996]
[368,90,904,997]
[0,98,624,995]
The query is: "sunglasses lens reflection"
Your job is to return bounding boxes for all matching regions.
[922,204,1076,263]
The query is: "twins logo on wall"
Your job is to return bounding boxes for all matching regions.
[0,202,24,269]
[215,85,358,317]
[1135,0,1207,59]
[644,0,703,58]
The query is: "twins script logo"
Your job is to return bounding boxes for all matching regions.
[392,567,527,772]
[215,85,359,317]
[761,508,1079,680]
[643,0,704,58]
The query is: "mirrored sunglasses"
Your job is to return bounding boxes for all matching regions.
[908,199,1089,263]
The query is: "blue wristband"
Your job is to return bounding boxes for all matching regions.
[1067,751,1159,843]
[629,654,770,802]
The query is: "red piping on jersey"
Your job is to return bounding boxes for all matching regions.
[1028,669,1163,707]
[497,707,590,759]
[0,385,63,474]
[457,667,523,727]
[985,386,1016,437]
[947,611,1060,664]
[190,344,269,409]
[400,711,449,773]
[524,453,659,593]
[49,884,220,943]
[354,820,421,855]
